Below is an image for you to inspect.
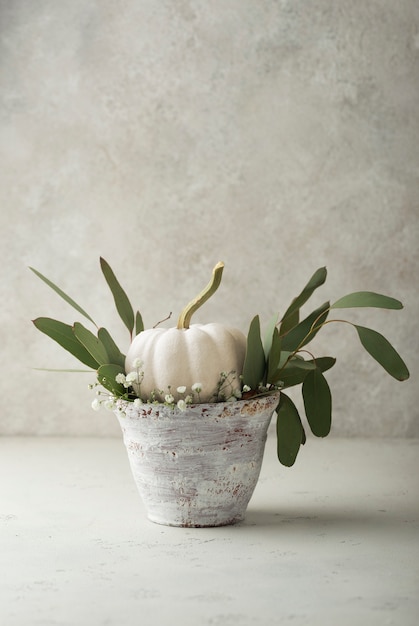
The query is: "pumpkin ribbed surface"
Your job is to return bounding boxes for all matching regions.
[125,323,246,403]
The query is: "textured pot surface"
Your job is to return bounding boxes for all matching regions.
[115,393,280,527]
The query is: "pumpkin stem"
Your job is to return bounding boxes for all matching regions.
[177,261,225,329]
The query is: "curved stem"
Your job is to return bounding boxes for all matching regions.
[177,262,225,329]
[153,311,172,329]
[297,348,317,362]
[276,317,355,378]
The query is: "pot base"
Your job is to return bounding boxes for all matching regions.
[147,514,244,528]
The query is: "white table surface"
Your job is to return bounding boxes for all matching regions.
[1,435,418,626]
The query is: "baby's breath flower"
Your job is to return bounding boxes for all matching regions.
[242,385,251,392]
[176,385,186,394]
[103,398,115,410]
[132,358,143,369]
[177,399,187,411]
[91,398,101,411]
[191,383,202,393]
[165,394,175,405]
[125,371,137,384]
[133,398,143,408]
[185,395,193,404]
[115,373,126,385]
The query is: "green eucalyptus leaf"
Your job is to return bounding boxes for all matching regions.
[100,257,135,336]
[276,393,304,467]
[29,267,97,326]
[315,356,337,374]
[331,291,403,310]
[281,301,330,351]
[32,317,99,369]
[267,327,282,383]
[97,363,126,396]
[302,368,332,437]
[242,315,266,390]
[135,310,144,335]
[279,309,299,336]
[355,325,410,381]
[73,322,109,366]
[277,350,298,367]
[97,327,126,368]
[267,350,295,383]
[270,357,316,385]
[279,267,327,336]
[270,356,336,387]
[263,313,279,358]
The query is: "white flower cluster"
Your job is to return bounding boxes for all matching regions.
[90,364,281,414]
[89,375,204,413]
[160,382,203,411]
[115,357,144,390]
[211,371,242,402]
[91,394,116,412]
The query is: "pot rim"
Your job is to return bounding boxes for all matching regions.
[115,390,280,411]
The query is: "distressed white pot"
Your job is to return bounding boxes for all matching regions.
[114,393,280,527]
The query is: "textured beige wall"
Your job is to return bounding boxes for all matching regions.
[1,0,418,436]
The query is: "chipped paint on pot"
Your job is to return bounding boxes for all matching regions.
[114,393,280,527]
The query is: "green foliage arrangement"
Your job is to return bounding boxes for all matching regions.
[31,259,409,467]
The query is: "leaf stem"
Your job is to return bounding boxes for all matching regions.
[275,311,355,379]
[296,348,317,362]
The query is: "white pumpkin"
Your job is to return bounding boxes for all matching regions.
[125,262,247,403]
[125,322,246,403]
